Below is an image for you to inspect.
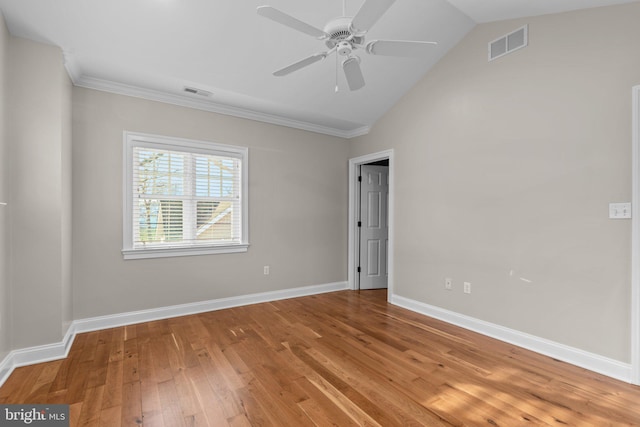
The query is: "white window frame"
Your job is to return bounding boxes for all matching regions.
[122,131,249,259]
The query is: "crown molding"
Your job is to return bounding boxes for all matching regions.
[63,54,81,84]
[71,75,370,139]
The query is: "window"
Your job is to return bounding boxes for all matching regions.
[122,132,248,259]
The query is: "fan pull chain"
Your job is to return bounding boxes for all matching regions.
[335,52,339,93]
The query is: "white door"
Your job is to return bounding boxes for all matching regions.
[359,165,389,290]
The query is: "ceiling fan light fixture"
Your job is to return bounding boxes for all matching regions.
[337,41,353,56]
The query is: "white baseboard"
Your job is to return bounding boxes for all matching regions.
[1,283,630,389]
[391,294,633,383]
[73,281,348,334]
[0,281,348,387]
[0,324,76,387]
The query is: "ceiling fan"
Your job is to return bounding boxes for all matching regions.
[257,0,438,91]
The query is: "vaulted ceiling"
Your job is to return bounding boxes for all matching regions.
[0,0,636,137]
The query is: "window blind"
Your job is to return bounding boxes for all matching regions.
[123,132,248,259]
[132,147,242,248]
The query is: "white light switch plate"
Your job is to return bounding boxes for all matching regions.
[609,202,632,219]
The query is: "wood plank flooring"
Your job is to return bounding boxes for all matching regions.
[1,290,640,426]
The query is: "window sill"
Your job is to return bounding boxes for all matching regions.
[122,243,249,260]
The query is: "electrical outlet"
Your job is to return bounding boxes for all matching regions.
[445,278,452,290]
[263,266,270,275]
[464,282,471,294]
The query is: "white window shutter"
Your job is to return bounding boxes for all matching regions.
[123,132,248,259]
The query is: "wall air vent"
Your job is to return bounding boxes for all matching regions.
[489,25,528,62]
[183,86,213,97]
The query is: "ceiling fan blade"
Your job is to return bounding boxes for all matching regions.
[350,0,396,35]
[366,40,438,57]
[273,53,327,77]
[342,57,365,91]
[257,6,328,39]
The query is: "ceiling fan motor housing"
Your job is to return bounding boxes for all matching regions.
[323,16,364,50]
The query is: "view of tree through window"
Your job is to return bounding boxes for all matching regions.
[133,147,239,247]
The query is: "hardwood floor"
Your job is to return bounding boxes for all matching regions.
[1,290,640,426]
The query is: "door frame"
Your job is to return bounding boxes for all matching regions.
[632,85,640,385]
[348,150,394,300]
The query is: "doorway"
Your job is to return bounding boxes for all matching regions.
[348,150,394,300]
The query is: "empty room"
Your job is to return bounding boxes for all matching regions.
[1,0,640,425]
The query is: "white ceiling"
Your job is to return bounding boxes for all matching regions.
[0,0,636,137]
[447,0,638,23]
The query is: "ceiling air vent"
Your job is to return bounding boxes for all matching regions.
[183,86,213,97]
[489,25,528,61]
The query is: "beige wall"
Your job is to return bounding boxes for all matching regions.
[7,37,72,348]
[350,3,640,362]
[0,12,9,359]
[2,1,637,371]
[72,88,348,319]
